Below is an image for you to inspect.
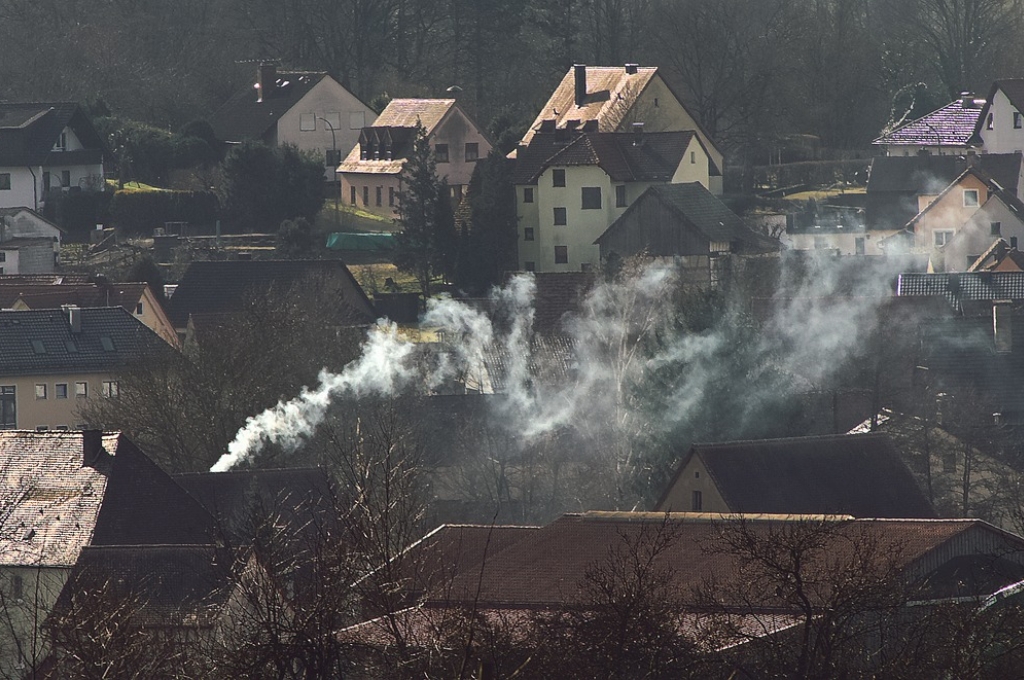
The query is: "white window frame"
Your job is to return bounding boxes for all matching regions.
[963,189,979,207]
[934,230,955,247]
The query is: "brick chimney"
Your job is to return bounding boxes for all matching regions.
[574,64,587,108]
[82,429,107,468]
[257,62,278,103]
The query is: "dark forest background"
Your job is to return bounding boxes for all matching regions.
[5,0,1024,164]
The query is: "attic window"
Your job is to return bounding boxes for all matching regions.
[552,169,566,187]
[300,113,316,131]
[31,340,46,354]
[963,189,979,207]
[0,174,10,190]
[65,339,78,352]
[992,221,1002,235]
[100,336,115,352]
[987,113,994,130]
[1016,112,1022,129]
[53,131,67,151]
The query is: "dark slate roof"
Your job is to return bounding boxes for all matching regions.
[595,182,781,255]
[657,433,935,518]
[0,102,106,166]
[874,96,985,147]
[0,307,173,376]
[51,544,235,627]
[896,272,1024,309]
[172,467,336,549]
[512,130,698,185]
[868,155,969,194]
[209,71,328,142]
[166,259,376,328]
[480,334,578,391]
[0,282,150,312]
[431,512,1013,607]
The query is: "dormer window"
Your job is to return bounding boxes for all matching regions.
[53,131,67,151]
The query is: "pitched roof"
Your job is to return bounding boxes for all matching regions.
[512,130,697,185]
[209,71,330,142]
[428,512,1018,607]
[372,99,456,132]
[0,281,149,311]
[595,182,781,255]
[874,95,985,147]
[655,433,935,518]
[0,102,107,166]
[896,272,1024,307]
[51,544,236,627]
[971,80,1024,143]
[479,334,578,391]
[0,432,216,567]
[968,240,1024,272]
[530,271,596,333]
[166,259,375,329]
[0,307,173,376]
[521,66,660,146]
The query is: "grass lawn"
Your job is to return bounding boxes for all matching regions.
[348,262,422,295]
[317,203,399,233]
[785,186,866,202]
[105,179,165,191]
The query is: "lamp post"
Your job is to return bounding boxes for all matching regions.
[318,115,340,229]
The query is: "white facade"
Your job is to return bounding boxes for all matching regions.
[0,125,104,212]
[977,89,1024,155]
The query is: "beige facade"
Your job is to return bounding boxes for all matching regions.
[0,373,117,431]
[910,173,989,252]
[656,455,729,513]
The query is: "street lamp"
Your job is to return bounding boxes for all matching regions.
[318,115,340,229]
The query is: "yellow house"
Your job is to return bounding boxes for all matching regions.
[338,99,494,218]
[0,306,176,431]
[514,128,710,272]
[903,166,996,259]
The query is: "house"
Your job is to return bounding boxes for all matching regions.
[513,128,710,272]
[967,238,1024,272]
[595,182,779,281]
[338,98,493,217]
[654,433,935,517]
[166,259,376,338]
[0,430,216,676]
[873,92,986,157]
[0,279,179,347]
[897,271,1024,312]
[209,61,377,180]
[971,79,1024,154]
[939,188,1024,271]
[519,64,724,195]
[0,306,176,431]
[0,208,63,274]
[0,103,108,212]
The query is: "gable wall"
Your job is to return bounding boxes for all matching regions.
[914,174,989,250]
[670,136,710,187]
[656,455,730,512]
[1,210,62,242]
[942,199,1024,272]
[980,90,1024,155]
[431,107,493,189]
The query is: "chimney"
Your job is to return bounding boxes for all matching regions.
[632,122,644,146]
[65,305,81,334]
[994,300,1012,353]
[574,64,587,107]
[960,91,978,108]
[257,62,277,103]
[82,429,107,468]
[625,63,639,75]
[1013,236,1019,249]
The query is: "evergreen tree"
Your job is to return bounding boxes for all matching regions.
[394,126,455,297]
[456,150,518,294]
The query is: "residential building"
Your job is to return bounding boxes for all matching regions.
[873,92,985,157]
[0,208,63,274]
[513,128,709,272]
[209,62,377,180]
[595,182,779,281]
[940,189,1024,272]
[967,238,1024,272]
[0,306,175,431]
[0,103,107,212]
[338,98,493,218]
[166,259,376,338]
[654,433,935,517]
[519,64,724,194]
[972,79,1024,154]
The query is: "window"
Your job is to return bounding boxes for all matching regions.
[554,245,568,264]
[934,230,954,247]
[465,142,479,161]
[964,189,979,207]
[43,172,51,193]
[1016,112,1022,129]
[813,236,828,250]
[581,187,602,209]
[349,111,365,130]
[0,386,13,429]
[992,221,1002,236]
[692,490,703,511]
[523,187,534,203]
[61,170,70,188]
[53,131,67,151]
[552,169,566,187]
[11,574,22,600]
[35,384,46,400]
[389,187,395,207]
[323,112,341,131]
[987,113,995,130]
[102,381,119,399]
[524,261,536,272]
[0,252,5,262]
[615,185,627,207]
[376,186,382,207]
[434,144,449,163]
[136,302,144,314]
[553,207,567,225]
[363,186,369,206]
[690,151,696,164]
[55,383,68,399]
[524,227,535,241]
[855,237,866,255]
[75,382,87,398]
[351,186,357,205]
[0,173,10,190]
[300,113,316,131]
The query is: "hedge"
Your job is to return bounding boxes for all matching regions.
[108,189,219,235]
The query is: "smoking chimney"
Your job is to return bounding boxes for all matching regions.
[574,64,587,108]
[257,61,278,103]
[994,300,1012,354]
[82,429,107,468]
[960,91,978,109]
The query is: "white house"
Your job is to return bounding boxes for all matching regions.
[973,80,1024,155]
[0,103,107,212]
